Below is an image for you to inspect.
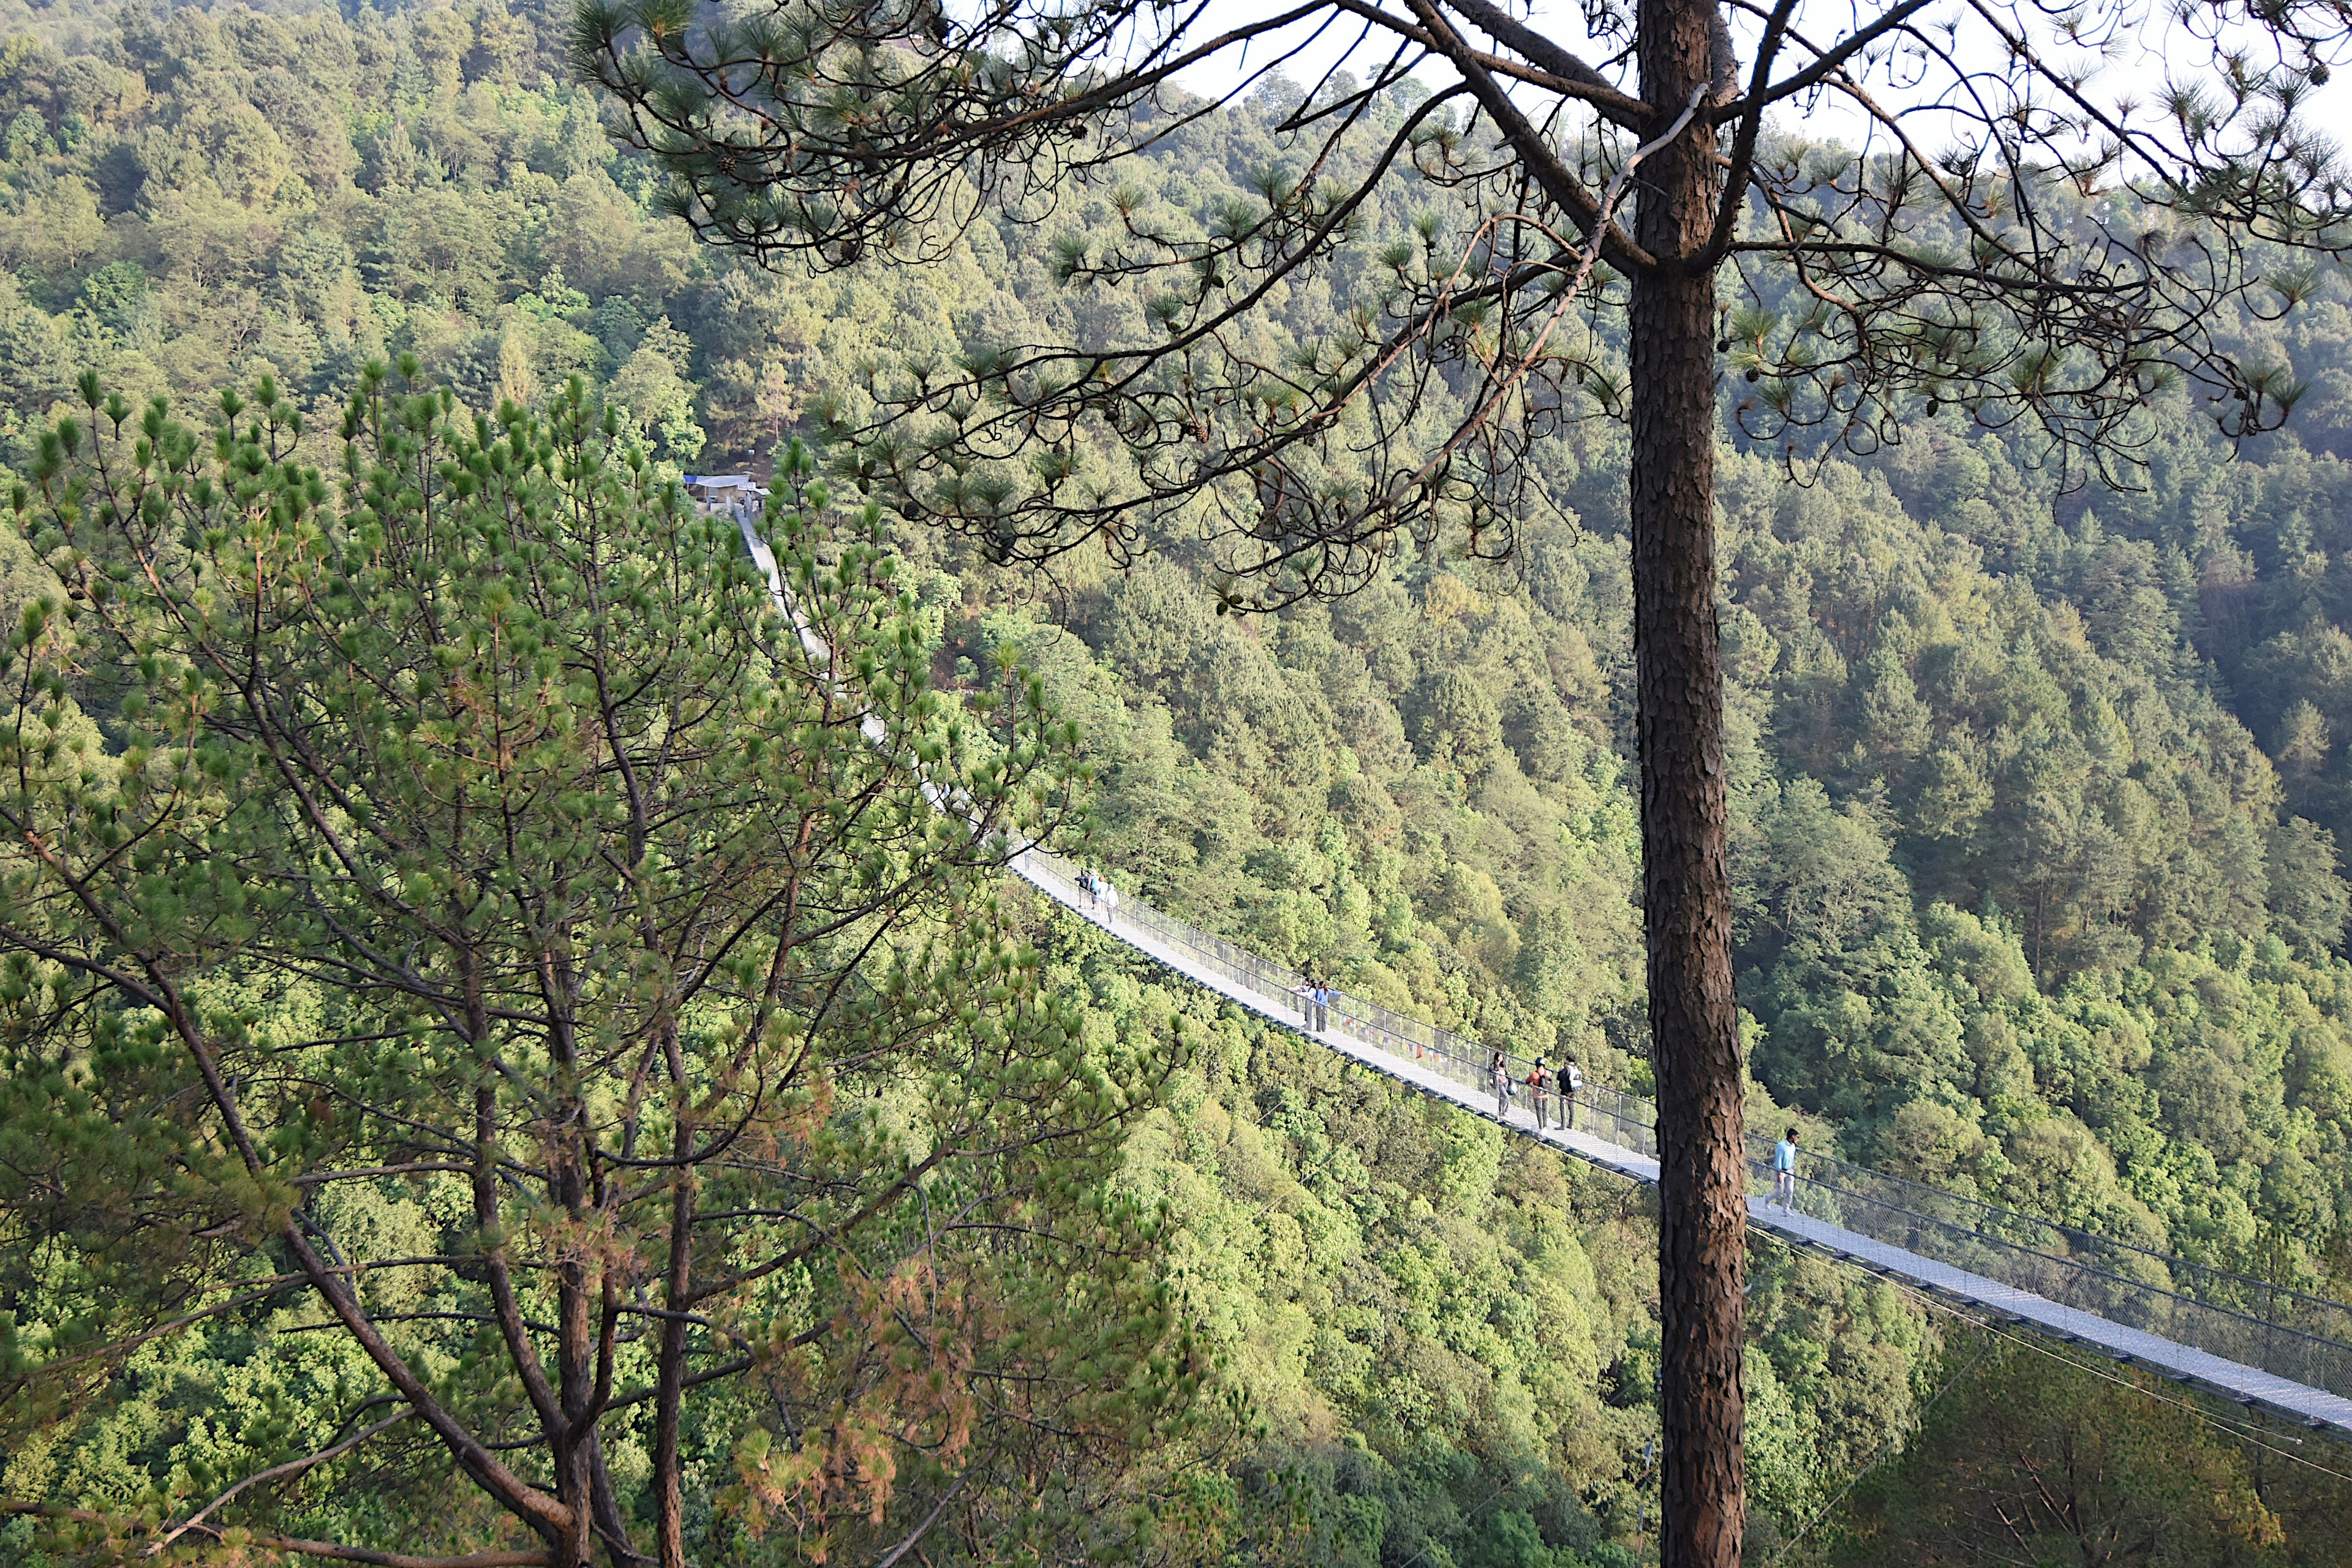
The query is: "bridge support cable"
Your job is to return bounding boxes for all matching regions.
[1008,845,2352,1438]
[724,509,2352,1438]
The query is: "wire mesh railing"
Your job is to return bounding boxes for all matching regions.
[1773,1143,2352,1396]
[1020,848,1659,1155]
[1015,846,2352,1404]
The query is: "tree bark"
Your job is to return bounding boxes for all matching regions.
[653,1020,695,1568]
[1631,0,1745,1564]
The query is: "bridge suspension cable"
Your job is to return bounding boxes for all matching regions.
[1011,845,2352,1438]
[724,499,2352,1439]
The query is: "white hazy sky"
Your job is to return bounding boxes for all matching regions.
[1150,0,2350,176]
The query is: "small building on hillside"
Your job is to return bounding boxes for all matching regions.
[682,473,765,516]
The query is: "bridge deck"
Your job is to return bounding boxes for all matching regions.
[1014,854,2352,1438]
[731,514,2352,1438]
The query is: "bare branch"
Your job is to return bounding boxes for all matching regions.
[149,1410,417,1556]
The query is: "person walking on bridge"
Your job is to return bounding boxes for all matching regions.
[1311,981,1330,1034]
[1527,1057,1550,1131]
[1561,1054,1581,1133]
[1490,1051,1513,1121]
[1773,1126,1801,1215]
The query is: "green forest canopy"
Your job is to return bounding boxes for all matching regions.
[0,0,2349,1562]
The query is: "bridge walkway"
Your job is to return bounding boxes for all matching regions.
[1011,848,2352,1438]
[723,504,2352,1439]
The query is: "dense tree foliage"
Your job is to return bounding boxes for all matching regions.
[0,1,2347,1564]
[0,0,821,472]
[0,371,1199,1564]
[1818,1325,2352,1568]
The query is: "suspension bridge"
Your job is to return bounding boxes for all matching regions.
[728,504,2352,1440]
[1008,846,2352,1439]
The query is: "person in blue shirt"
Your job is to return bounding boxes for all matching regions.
[1772,1127,1801,1214]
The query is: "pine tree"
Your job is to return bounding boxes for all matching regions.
[0,369,1199,1566]
[575,0,2350,1558]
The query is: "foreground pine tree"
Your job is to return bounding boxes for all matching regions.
[576,2,2350,1556]
[0,369,1202,1566]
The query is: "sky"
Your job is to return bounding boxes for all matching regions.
[1148,0,2350,179]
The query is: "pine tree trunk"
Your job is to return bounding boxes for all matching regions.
[1631,0,1745,1563]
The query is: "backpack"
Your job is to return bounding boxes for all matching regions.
[1566,1063,1583,1093]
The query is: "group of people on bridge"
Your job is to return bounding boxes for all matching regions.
[1077,867,1121,918]
[1060,860,1807,1204]
[1289,978,1583,1134]
[1292,977,1337,1033]
[1490,1050,1583,1133]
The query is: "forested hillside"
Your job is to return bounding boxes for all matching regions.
[1,0,2350,1562]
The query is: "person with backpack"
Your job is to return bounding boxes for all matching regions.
[1527,1057,1551,1131]
[1561,1054,1583,1131]
[1773,1126,1801,1214]
[1490,1051,1513,1120]
[1312,982,1330,1033]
